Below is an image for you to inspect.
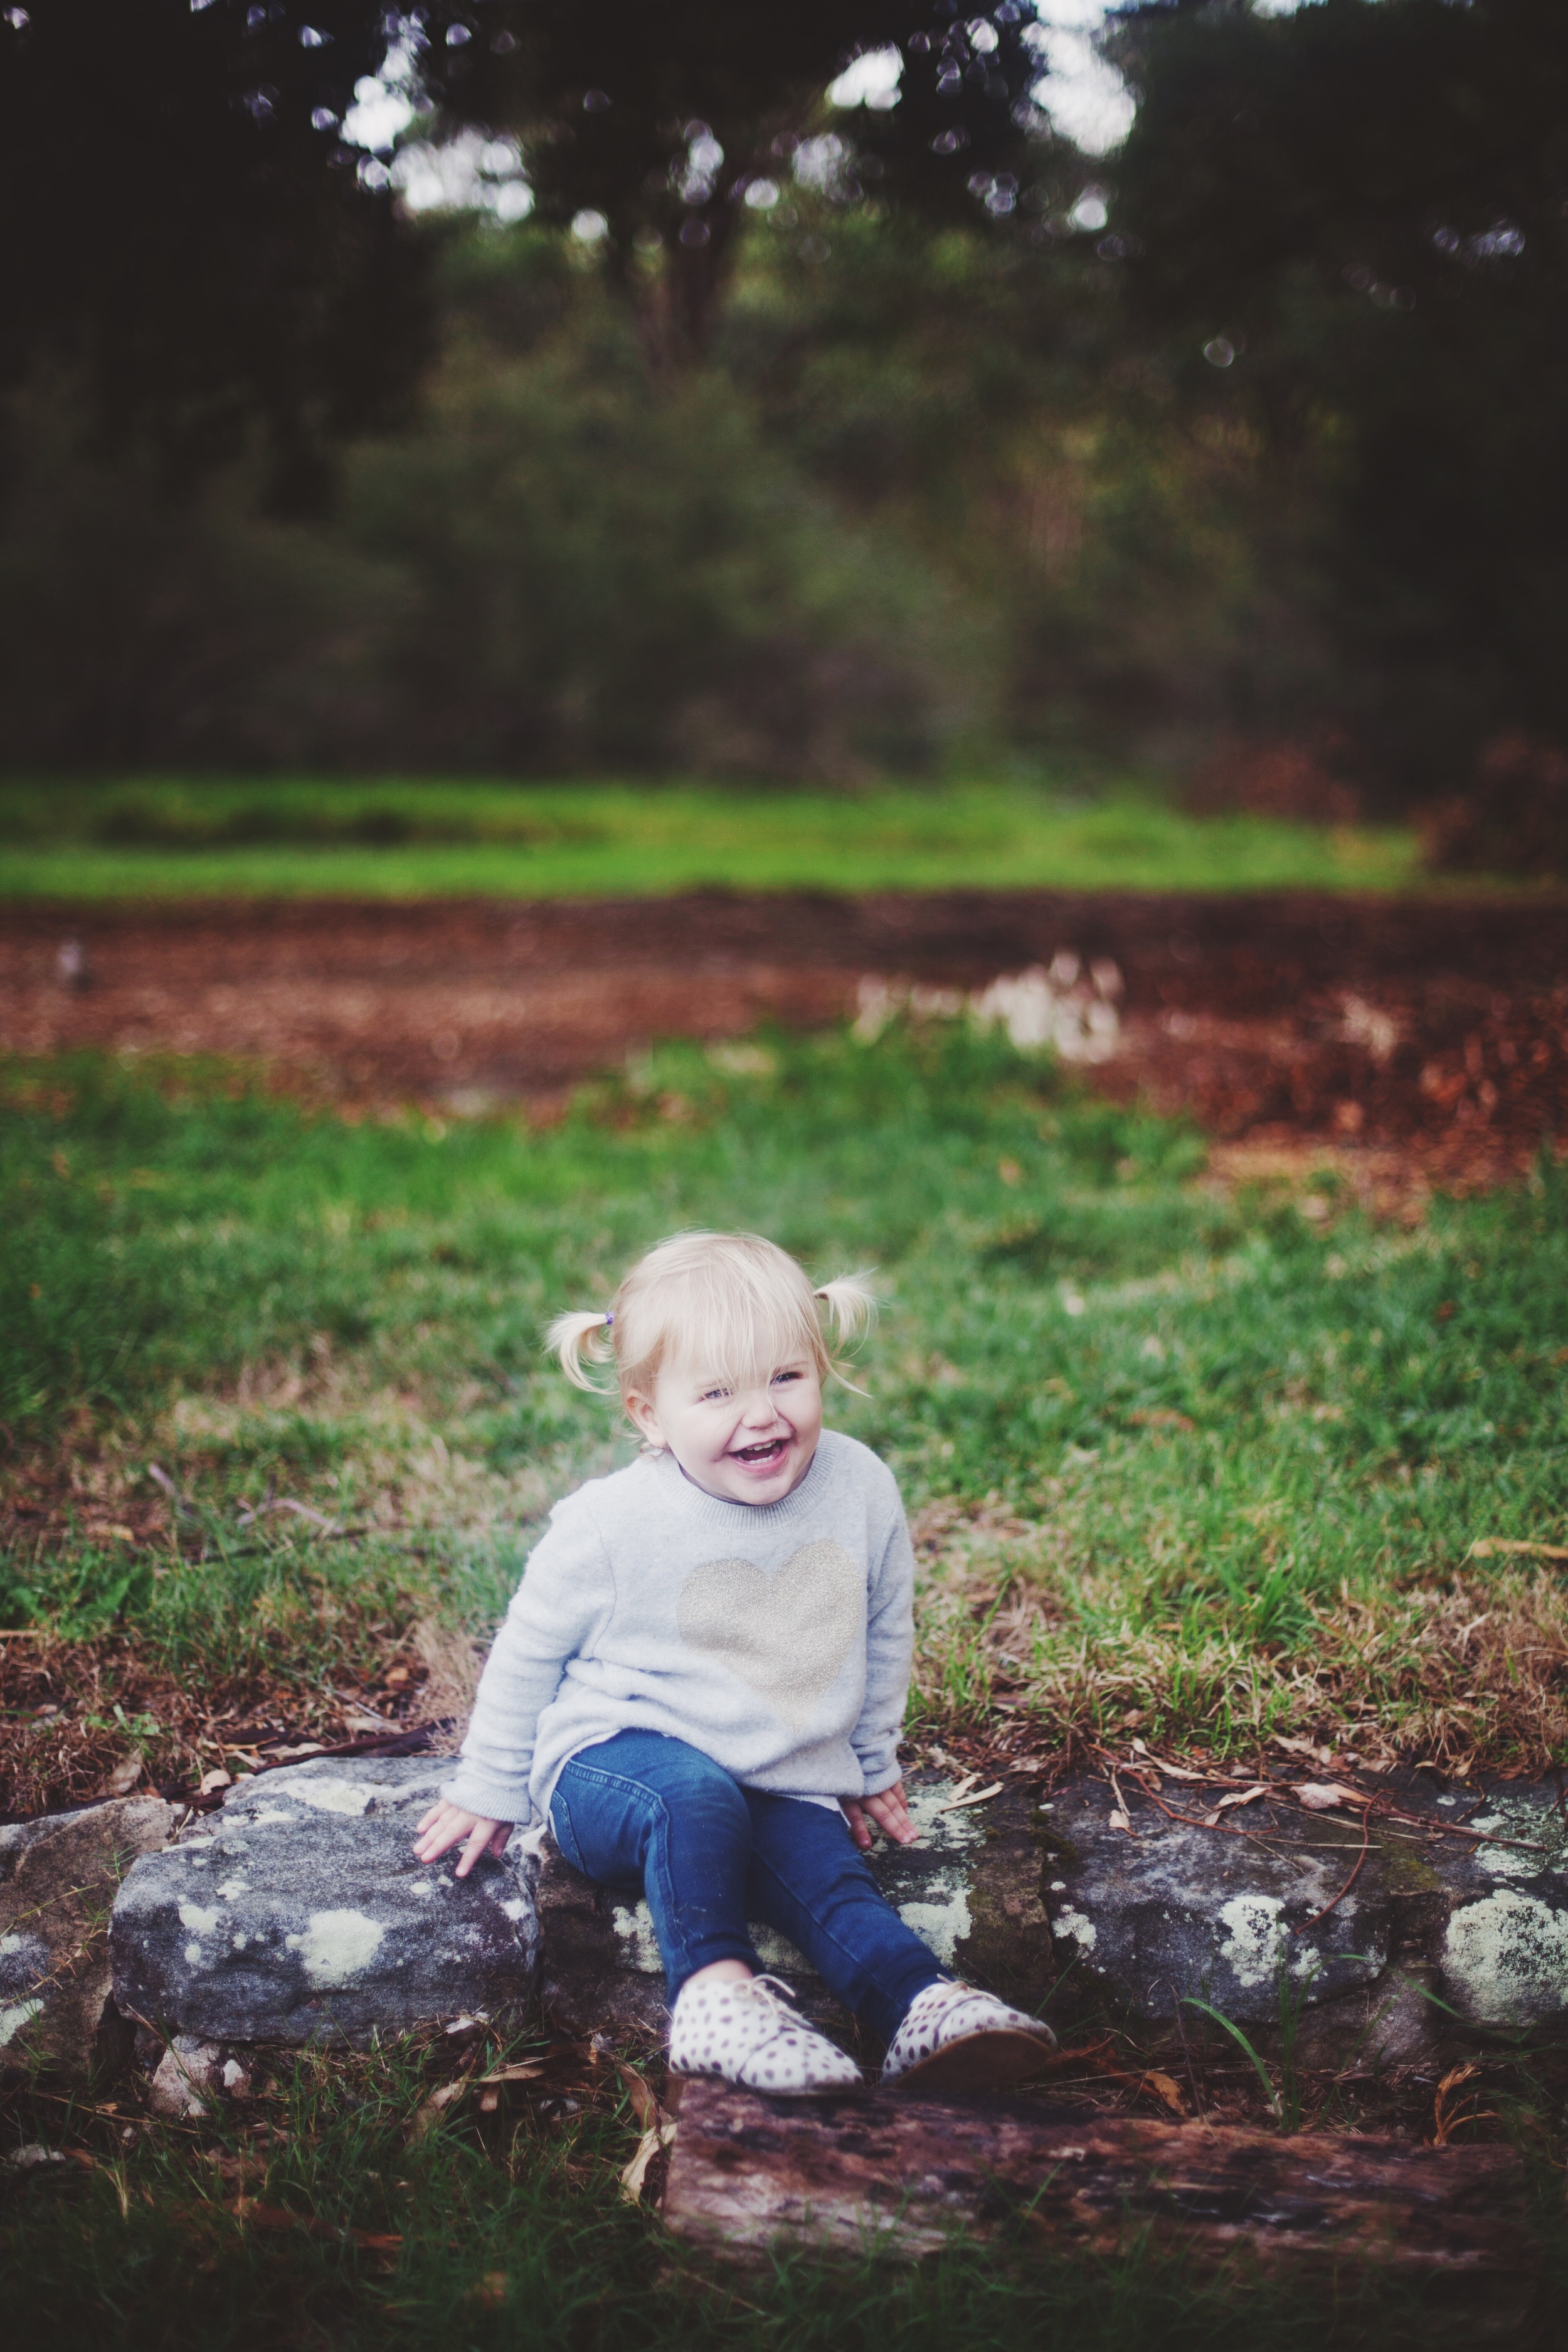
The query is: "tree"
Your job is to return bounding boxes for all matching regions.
[1106,0,1568,796]
[0,0,492,502]
[451,2,1058,361]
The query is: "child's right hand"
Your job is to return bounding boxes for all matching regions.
[414,1800,512,1878]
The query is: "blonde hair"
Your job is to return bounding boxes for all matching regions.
[545,1231,877,1404]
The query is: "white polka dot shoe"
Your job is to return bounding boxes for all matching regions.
[881,1981,1056,2095]
[668,1973,865,2097]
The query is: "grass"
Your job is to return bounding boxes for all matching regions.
[1,2030,1492,2352]
[0,776,1433,899]
[3,1020,1565,1804]
[4,1023,1566,2344]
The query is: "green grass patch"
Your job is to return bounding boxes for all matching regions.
[3,1026,1565,1775]
[0,777,1431,899]
[4,1030,1565,2343]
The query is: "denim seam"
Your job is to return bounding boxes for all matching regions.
[548,1786,584,1875]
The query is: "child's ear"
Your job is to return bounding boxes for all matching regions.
[624,1390,664,1449]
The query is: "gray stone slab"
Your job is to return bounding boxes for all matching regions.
[538,1763,1568,2053]
[1038,1769,1568,2046]
[1,1796,176,2080]
[110,1756,538,2048]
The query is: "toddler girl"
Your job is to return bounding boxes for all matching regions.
[414,1230,1054,2095]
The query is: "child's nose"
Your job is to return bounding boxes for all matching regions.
[738,1389,780,1425]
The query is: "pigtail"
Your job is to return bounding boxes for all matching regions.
[544,1308,617,1393]
[813,1271,879,1347]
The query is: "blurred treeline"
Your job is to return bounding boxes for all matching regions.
[1,208,1262,786]
[3,0,1566,840]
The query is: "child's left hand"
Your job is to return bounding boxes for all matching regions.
[841,1781,918,1850]
[413,1800,512,1878]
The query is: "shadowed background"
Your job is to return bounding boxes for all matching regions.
[1,0,1565,871]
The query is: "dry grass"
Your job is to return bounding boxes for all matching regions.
[911,1496,1568,1772]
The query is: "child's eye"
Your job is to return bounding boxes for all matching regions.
[699,1386,731,1404]
[771,1368,802,1386]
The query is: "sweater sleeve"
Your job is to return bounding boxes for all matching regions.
[441,1500,613,1825]
[849,1490,915,1796]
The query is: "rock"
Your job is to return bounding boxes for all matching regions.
[1037,1768,1568,2050]
[0,1796,175,2080]
[87,1751,1568,2068]
[146,2034,253,2119]
[538,1764,1568,2055]
[110,1756,538,2048]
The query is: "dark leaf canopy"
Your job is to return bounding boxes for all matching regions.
[461,1,1048,236]
[1,0,490,498]
[1,1,1059,479]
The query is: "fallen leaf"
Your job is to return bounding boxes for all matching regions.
[615,2063,678,2201]
[102,1754,144,1797]
[474,2062,546,2088]
[1108,1808,1131,1833]
[1214,1784,1269,1812]
[410,2081,467,2137]
[935,1780,1003,1813]
[1468,1537,1568,1562]
[1140,2070,1187,2117]
[1271,1735,1335,1764]
[620,2116,677,2203]
[617,2063,659,2130]
[468,2272,509,2309]
[1295,1781,1363,1813]
[198,1768,232,1796]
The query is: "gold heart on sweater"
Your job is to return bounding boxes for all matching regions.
[677,1540,862,1730]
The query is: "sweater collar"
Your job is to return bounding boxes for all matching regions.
[650,1432,832,1533]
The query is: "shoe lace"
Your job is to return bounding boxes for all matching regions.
[738,1973,801,2026]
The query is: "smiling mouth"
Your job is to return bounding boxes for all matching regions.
[730,1436,788,1465]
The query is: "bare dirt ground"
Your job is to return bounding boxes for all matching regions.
[4,890,1565,1199]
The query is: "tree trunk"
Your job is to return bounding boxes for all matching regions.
[662,2082,1533,2291]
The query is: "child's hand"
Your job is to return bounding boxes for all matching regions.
[413,1801,512,1878]
[841,1781,918,1851]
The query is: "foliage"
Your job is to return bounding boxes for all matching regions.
[0,0,479,503]
[460,2,1059,361]
[4,3,1568,797]
[0,238,972,778]
[1110,0,1568,797]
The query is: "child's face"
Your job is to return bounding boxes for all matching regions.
[627,1353,824,1506]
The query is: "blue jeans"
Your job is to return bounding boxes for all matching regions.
[549,1729,947,2044]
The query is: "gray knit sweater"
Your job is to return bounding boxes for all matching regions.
[442,1429,915,1826]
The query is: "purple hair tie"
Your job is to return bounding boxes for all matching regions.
[603,1311,614,1327]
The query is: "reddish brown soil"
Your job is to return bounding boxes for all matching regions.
[3,891,1565,1192]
